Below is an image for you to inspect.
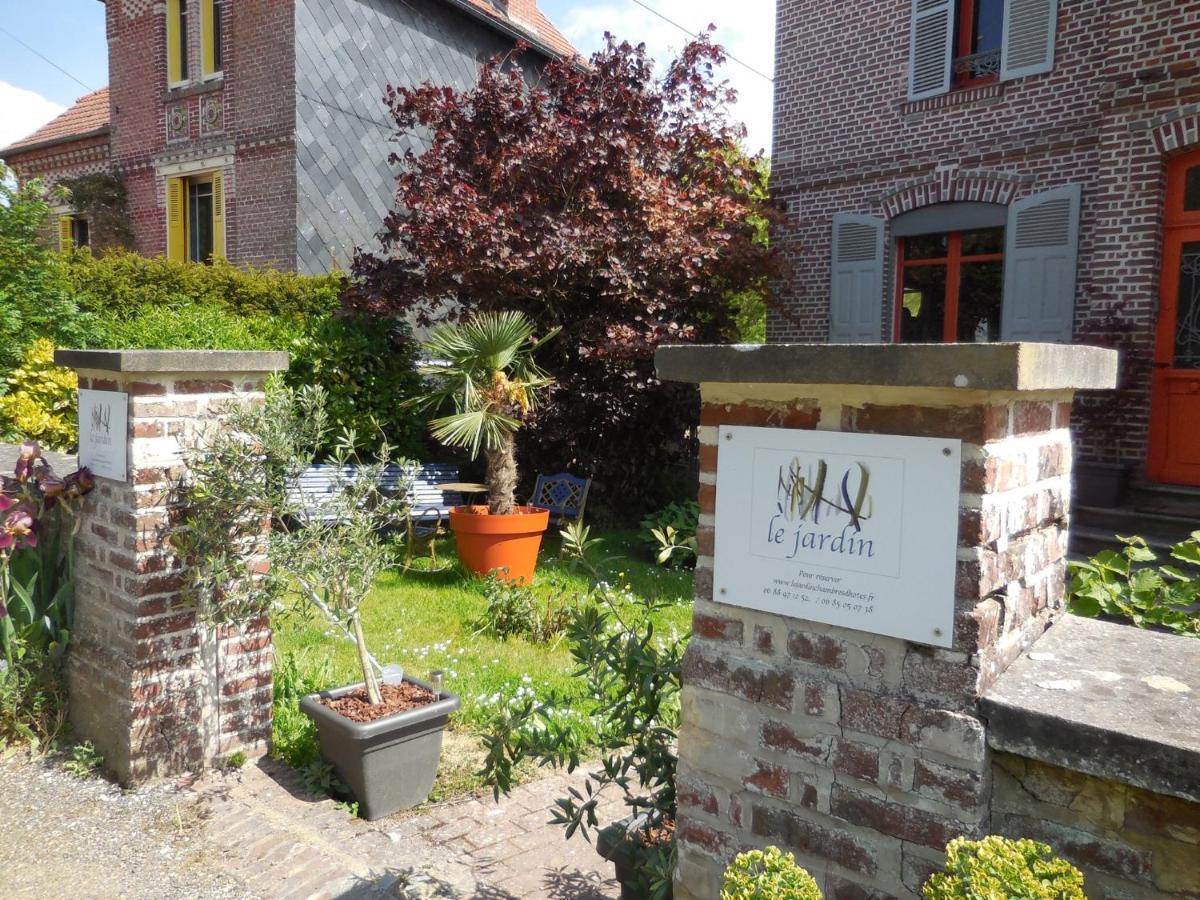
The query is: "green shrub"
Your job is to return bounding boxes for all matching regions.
[94,301,304,351]
[284,315,428,456]
[721,847,823,900]
[0,339,79,451]
[923,836,1086,900]
[1068,532,1200,638]
[474,571,575,643]
[641,501,700,568]
[0,170,97,372]
[63,249,343,319]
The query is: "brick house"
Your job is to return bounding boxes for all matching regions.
[1,0,573,272]
[769,0,1200,543]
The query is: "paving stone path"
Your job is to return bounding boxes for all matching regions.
[0,442,76,476]
[2,753,624,899]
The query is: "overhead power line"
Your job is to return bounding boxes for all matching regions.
[624,0,775,83]
[0,24,95,94]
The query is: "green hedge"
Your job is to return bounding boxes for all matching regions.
[64,250,343,319]
[0,246,428,456]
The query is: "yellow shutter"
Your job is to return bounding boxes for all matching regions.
[167,0,183,83]
[212,170,226,259]
[58,215,75,252]
[200,0,216,76]
[166,177,187,262]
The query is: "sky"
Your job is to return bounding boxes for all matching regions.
[0,0,775,154]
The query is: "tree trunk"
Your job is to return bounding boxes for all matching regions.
[487,432,518,515]
[352,613,383,705]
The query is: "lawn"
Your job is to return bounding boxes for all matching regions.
[272,528,695,801]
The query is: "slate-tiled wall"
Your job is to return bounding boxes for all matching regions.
[294,0,540,274]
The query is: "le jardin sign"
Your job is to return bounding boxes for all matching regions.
[78,389,128,482]
[713,426,961,648]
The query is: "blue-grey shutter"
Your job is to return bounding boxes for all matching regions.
[1000,184,1081,343]
[908,0,955,101]
[1000,0,1058,81]
[830,214,885,343]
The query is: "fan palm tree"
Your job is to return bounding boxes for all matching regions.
[417,312,556,515]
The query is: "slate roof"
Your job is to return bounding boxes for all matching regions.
[2,88,111,155]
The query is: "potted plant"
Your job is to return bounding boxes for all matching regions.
[416,311,557,584]
[177,383,458,819]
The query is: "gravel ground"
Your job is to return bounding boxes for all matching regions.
[0,755,250,900]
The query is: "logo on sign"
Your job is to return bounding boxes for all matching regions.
[752,448,903,578]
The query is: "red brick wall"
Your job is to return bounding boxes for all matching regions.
[106,0,297,268]
[769,0,1200,467]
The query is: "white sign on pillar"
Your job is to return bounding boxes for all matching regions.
[78,389,129,482]
[713,426,961,648]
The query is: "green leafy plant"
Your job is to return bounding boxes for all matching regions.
[63,740,105,778]
[0,441,94,750]
[178,382,411,708]
[474,571,575,643]
[922,836,1086,899]
[416,311,556,515]
[721,847,823,900]
[480,522,684,899]
[0,339,81,451]
[641,501,700,568]
[1068,532,1200,638]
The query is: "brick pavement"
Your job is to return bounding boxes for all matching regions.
[192,756,624,899]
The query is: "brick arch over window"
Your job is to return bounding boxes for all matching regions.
[881,167,1032,219]
[1153,114,1200,155]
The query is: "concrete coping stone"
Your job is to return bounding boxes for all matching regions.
[55,349,290,374]
[655,342,1119,393]
[981,615,1200,802]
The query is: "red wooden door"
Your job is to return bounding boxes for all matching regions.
[1149,151,1200,486]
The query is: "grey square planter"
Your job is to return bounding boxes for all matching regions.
[299,676,459,820]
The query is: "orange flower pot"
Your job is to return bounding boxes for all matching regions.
[448,505,550,584]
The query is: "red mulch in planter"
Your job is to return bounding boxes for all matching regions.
[640,818,676,848]
[320,682,437,723]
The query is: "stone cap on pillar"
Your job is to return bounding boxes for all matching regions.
[655,343,1118,392]
[55,349,290,373]
[982,615,1200,803]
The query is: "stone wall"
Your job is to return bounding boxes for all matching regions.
[992,754,1200,899]
[59,350,286,784]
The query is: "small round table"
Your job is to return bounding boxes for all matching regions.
[439,482,488,504]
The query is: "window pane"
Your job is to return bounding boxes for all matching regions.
[900,265,947,343]
[188,182,214,263]
[957,261,1004,341]
[973,0,1005,54]
[213,0,223,71]
[1176,242,1200,369]
[904,233,949,260]
[961,226,1004,256]
[73,218,90,248]
[180,4,189,80]
[1185,166,1200,213]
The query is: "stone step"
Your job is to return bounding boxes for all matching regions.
[1067,525,1174,563]
[1073,504,1199,544]
[1129,481,1200,520]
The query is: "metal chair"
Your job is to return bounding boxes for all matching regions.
[529,472,591,524]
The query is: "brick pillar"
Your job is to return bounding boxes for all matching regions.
[655,344,1118,899]
[55,350,289,784]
